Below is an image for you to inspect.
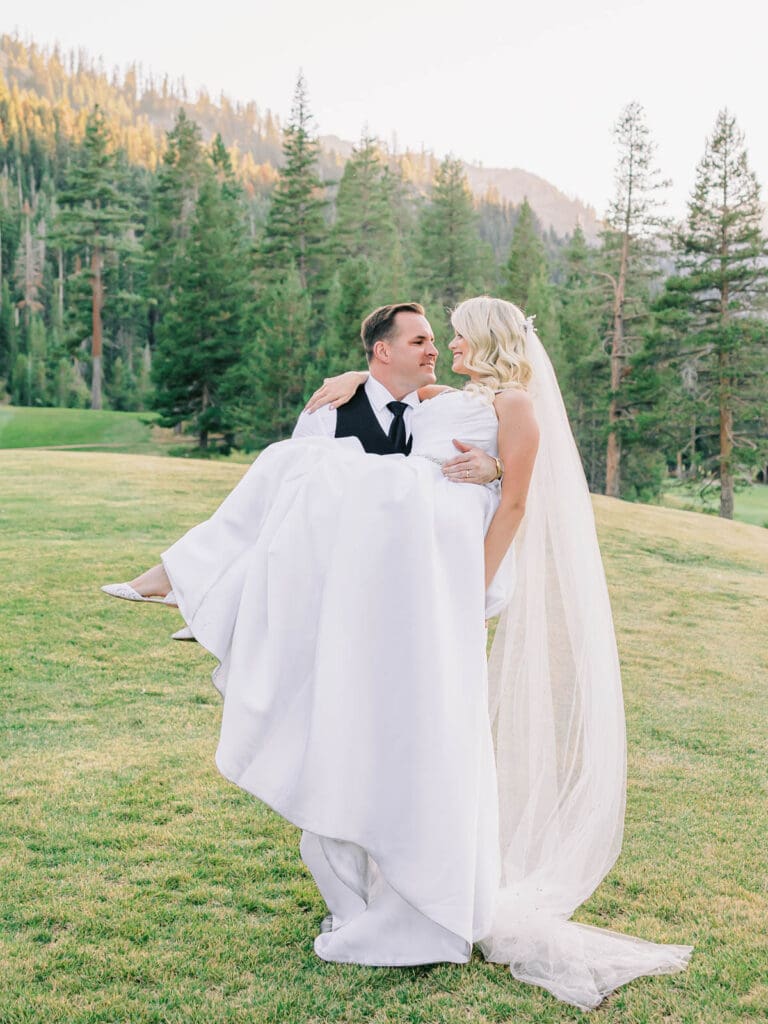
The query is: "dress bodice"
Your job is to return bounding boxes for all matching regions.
[410,389,499,462]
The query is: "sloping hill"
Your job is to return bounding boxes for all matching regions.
[0,406,155,451]
[1,449,765,1022]
[464,164,600,239]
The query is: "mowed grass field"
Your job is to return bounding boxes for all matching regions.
[1,449,767,1024]
[0,406,156,451]
[660,480,768,529]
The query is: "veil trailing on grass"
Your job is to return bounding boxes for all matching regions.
[479,318,692,1010]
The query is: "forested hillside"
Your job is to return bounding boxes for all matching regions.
[0,35,766,514]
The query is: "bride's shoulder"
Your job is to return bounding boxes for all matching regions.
[493,387,538,432]
[493,386,534,413]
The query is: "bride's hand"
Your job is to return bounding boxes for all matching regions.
[304,370,369,413]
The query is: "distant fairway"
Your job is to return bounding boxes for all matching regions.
[661,479,768,529]
[0,404,196,455]
[1,449,766,1024]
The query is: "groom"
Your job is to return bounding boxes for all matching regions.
[292,301,499,965]
[292,301,501,485]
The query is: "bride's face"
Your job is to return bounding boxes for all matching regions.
[449,333,471,376]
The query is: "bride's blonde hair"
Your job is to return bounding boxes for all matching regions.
[450,296,533,398]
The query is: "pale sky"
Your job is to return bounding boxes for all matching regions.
[8,0,767,219]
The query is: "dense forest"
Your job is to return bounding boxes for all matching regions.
[1,34,766,515]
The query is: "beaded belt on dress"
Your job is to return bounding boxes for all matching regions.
[412,453,446,467]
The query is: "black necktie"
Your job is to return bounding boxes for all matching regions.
[387,401,411,455]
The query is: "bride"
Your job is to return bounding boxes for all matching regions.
[102,296,692,1009]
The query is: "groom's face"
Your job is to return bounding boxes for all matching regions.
[385,311,438,388]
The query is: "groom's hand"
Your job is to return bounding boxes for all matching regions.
[442,440,500,485]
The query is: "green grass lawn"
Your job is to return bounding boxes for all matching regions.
[0,405,156,450]
[660,479,768,529]
[1,450,766,1023]
[0,405,253,462]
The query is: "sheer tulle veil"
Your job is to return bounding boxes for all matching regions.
[479,316,692,1010]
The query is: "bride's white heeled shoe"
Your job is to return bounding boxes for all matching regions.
[101,583,178,606]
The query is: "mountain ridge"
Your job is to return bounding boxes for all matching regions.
[0,33,600,238]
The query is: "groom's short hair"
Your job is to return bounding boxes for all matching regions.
[361,302,425,362]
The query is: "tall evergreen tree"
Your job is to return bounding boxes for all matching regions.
[503,198,546,309]
[260,73,327,293]
[152,162,251,449]
[238,265,312,446]
[145,109,209,345]
[673,110,768,517]
[330,134,406,303]
[314,255,374,383]
[0,279,17,387]
[476,189,518,264]
[54,106,137,409]
[415,156,488,310]
[332,135,397,260]
[556,225,610,490]
[599,101,669,497]
[14,199,45,329]
[623,276,702,487]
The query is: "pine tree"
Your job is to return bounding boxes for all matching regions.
[476,189,518,264]
[673,110,768,517]
[503,198,546,309]
[333,136,395,256]
[102,156,151,411]
[152,164,251,449]
[260,73,327,293]
[14,199,45,329]
[54,106,137,409]
[525,265,561,358]
[415,156,489,310]
[145,109,209,344]
[623,276,701,488]
[314,255,374,384]
[331,134,402,303]
[555,225,610,489]
[237,264,312,446]
[0,279,17,391]
[599,101,670,497]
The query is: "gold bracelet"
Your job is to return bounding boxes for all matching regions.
[493,456,504,481]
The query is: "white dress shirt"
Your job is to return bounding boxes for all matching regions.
[292,375,421,444]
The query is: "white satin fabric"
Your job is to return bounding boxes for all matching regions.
[163,391,506,965]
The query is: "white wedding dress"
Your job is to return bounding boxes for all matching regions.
[161,372,693,1009]
[162,389,509,964]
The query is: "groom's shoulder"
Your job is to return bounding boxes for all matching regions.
[292,404,337,439]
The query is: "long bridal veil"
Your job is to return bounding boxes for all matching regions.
[479,318,692,1010]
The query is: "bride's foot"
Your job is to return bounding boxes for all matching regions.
[127,564,171,599]
[101,563,177,606]
[101,582,177,606]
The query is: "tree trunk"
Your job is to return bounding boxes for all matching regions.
[90,246,103,410]
[605,236,628,499]
[718,351,734,519]
[605,308,624,498]
[605,402,621,497]
[199,380,209,449]
[718,220,732,519]
[57,248,64,328]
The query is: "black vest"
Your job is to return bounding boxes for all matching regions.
[335,383,412,455]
